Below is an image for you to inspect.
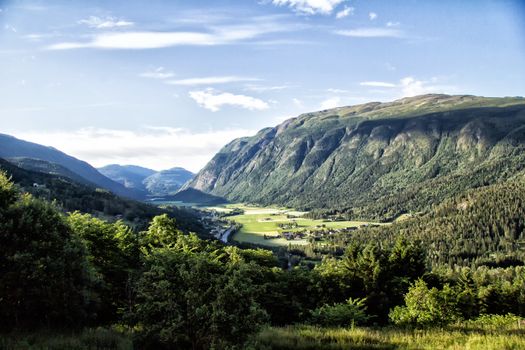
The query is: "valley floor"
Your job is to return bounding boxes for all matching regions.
[203,204,386,247]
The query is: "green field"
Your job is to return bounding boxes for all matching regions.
[218,204,383,247]
[252,320,525,350]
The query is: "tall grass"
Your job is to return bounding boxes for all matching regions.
[0,328,132,350]
[250,315,525,350]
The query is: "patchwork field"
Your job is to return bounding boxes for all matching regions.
[214,204,383,247]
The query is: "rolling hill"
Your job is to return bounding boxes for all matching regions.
[187,94,525,220]
[0,133,144,200]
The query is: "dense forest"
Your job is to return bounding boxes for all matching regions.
[1,171,524,349]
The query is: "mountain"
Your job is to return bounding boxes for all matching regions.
[0,133,143,200]
[187,94,525,220]
[143,167,194,196]
[7,157,95,186]
[166,188,227,206]
[98,164,156,191]
[99,164,194,197]
[0,158,204,233]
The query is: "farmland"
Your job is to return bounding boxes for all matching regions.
[205,204,384,247]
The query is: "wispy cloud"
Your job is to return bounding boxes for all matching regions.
[189,89,269,112]
[369,12,378,20]
[335,27,403,38]
[166,76,259,86]
[12,127,256,172]
[139,67,175,79]
[336,6,354,19]
[360,77,457,97]
[244,84,292,92]
[270,0,346,15]
[360,81,397,88]
[78,16,134,29]
[47,21,291,50]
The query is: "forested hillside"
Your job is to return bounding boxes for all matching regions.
[0,158,202,232]
[188,94,525,220]
[0,133,144,199]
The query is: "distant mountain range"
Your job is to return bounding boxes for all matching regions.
[0,158,204,233]
[186,94,525,220]
[98,164,194,197]
[0,133,195,201]
[0,133,144,200]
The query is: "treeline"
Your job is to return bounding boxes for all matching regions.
[1,172,525,349]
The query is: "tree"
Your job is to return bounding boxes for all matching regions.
[0,176,95,330]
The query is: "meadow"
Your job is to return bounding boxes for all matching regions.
[251,315,525,350]
[215,204,383,247]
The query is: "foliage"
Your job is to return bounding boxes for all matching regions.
[0,172,95,330]
[389,280,461,327]
[132,216,268,349]
[309,298,370,327]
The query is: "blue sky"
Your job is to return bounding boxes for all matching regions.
[1,0,524,171]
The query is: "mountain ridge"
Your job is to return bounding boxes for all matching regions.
[0,133,144,199]
[186,94,525,219]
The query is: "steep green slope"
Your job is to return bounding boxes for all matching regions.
[0,133,144,200]
[187,94,525,220]
[0,158,203,233]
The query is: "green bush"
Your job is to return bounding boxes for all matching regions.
[309,298,370,327]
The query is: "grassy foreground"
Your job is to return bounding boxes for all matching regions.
[250,319,525,350]
[0,328,132,350]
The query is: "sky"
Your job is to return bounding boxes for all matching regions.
[0,0,524,172]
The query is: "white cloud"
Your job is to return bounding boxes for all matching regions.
[292,98,304,107]
[320,96,341,109]
[327,88,351,93]
[386,21,400,27]
[369,12,378,20]
[271,0,346,15]
[139,67,175,79]
[335,27,403,38]
[167,76,259,86]
[360,81,397,88]
[360,77,456,97]
[335,6,354,19]
[244,84,291,92]
[4,24,17,33]
[47,21,288,50]
[78,16,134,29]
[189,89,270,112]
[11,127,256,173]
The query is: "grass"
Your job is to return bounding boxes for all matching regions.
[0,328,132,350]
[250,318,525,350]
[217,204,384,247]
